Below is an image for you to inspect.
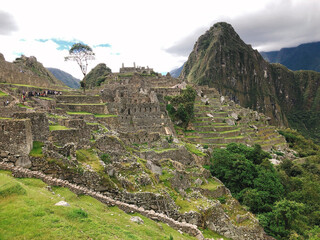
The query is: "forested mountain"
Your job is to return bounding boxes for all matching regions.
[181,22,320,143]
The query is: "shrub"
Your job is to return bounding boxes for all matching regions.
[100,153,111,164]
[67,208,88,219]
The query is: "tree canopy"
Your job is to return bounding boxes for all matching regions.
[65,43,95,92]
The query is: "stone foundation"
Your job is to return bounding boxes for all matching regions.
[0,119,33,155]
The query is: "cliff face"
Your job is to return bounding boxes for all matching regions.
[181,22,320,142]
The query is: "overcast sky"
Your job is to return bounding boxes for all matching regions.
[0,0,319,79]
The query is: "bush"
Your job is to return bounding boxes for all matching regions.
[166,86,196,129]
[67,208,88,219]
[100,153,111,164]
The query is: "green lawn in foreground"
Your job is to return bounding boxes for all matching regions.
[0,171,196,240]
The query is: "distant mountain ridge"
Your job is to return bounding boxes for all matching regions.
[169,64,184,78]
[260,41,320,72]
[47,68,80,89]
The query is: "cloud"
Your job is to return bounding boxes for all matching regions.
[164,27,208,57]
[230,0,320,51]
[165,0,320,56]
[93,43,112,48]
[0,10,18,35]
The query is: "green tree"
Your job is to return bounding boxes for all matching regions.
[166,86,196,129]
[65,43,95,93]
[259,199,306,239]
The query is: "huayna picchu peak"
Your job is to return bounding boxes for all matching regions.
[182,22,320,143]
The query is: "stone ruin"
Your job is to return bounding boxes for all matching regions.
[119,62,153,74]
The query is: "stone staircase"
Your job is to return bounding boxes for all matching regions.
[180,89,287,151]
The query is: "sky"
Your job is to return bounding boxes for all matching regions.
[0,0,319,79]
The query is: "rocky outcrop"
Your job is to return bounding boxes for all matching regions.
[0,54,65,88]
[83,63,112,88]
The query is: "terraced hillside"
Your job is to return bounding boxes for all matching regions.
[177,88,287,151]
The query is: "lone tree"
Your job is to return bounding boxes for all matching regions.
[65,43,95,92]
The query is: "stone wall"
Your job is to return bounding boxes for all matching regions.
[119,130,160,145]
[55,95,102,104]
[13,112,49,142]
[0,119,33,155]
[151,87,181,96]
[49,128,90,147]
[140,147,194,166]
[56,103,108,114]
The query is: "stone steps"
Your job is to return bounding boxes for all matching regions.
[185,135,245,144]
[194,126,237,133]
[185,129,241,138]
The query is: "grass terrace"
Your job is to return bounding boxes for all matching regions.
[49,124,70,131]
[66,111,93,115]
[0,91,8,97]
[17,103,33,109]
[29,141,44,157]
[39,97,54,101]
[94,114,118,118]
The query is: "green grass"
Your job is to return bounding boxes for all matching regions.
[29,141,44,157]
[60,103,105,106]
[0,90,8,96]
[0,82,68,90]
[0,171,196,240]
[47,113,68,119]
[66,111,93,115]
[76,149,104,172]
[39,97,54,101]
[94,114,118,118]
[0,117,12,120]
[200,178,221,191]
[202,228,231,240]
[86,122,100,125]
[49,124,70,131]
[17,103,33,109]
[225,136,244,139]
[185,143,206,157]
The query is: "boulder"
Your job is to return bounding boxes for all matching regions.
[130,216,144,224]
[55,201,70,207]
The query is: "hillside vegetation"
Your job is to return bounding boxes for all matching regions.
[47,68,80,89]
[205,132,320,240]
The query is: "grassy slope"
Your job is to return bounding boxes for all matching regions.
[0,170,196,240]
